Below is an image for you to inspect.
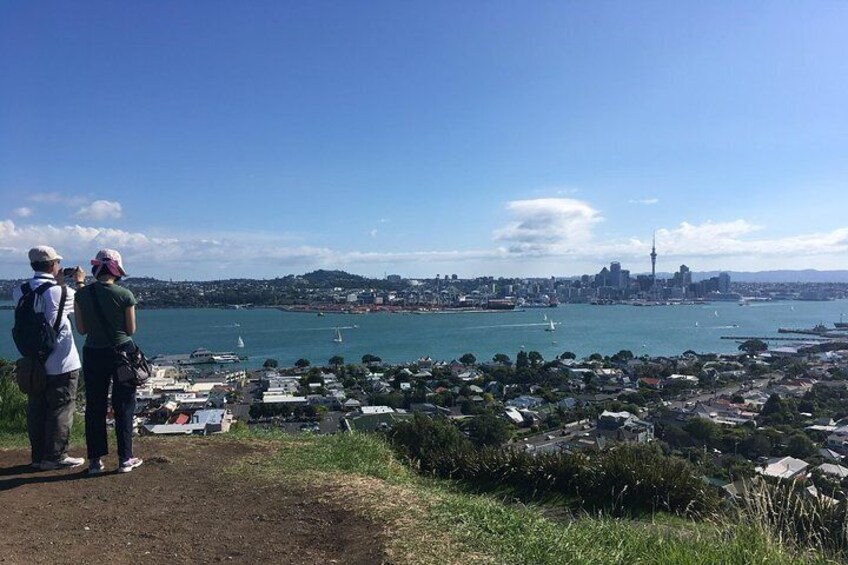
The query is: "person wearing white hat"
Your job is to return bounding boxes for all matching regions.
[74,248,142,474]
[12,245,86,470]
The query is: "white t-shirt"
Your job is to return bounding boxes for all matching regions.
[11,273,82,376]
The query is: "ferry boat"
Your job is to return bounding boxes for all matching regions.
[836,314,848,329]
[151,348,243,366]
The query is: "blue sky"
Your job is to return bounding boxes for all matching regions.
[1,1,847,279]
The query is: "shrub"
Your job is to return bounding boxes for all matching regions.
[388,414,718,518]
[0,361,28,435]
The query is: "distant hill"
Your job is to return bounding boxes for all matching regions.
[300,269,371,288]
[693,270,848,283]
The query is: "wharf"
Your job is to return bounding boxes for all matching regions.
[719,335,828,342]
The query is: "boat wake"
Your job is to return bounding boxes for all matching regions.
[465,322,555,330]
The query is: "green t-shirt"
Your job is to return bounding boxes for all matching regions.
[74,282,137,348]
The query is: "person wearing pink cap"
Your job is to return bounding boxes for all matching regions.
[74,249,143,474]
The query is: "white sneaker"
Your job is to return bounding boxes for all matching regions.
[40,456,85,470]
[118,457,143,473]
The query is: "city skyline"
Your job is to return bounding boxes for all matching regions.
[2,2,847,280]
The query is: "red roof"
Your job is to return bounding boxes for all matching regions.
[639,378,662,386]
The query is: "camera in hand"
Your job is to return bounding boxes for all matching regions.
[62,267,79,278]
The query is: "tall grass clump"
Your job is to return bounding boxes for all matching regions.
[387,413,719,518]
[740,478,848,557]
[0,361,28,435]
[584,444,719,517]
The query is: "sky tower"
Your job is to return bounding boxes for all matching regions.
[650,233,657,285]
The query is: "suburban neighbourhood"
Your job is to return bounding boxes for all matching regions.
[127,328,848,501]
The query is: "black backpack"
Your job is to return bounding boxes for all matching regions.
[11,282,66,361]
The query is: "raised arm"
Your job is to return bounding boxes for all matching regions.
[125,305,136,336]
[74,297,88,335]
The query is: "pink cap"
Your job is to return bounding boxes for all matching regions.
[91,248,127,277]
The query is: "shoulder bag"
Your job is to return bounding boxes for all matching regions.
[88,285,152,387]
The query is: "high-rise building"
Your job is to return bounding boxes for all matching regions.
[679,264,692,287]
[610,261,622,288]
[718,272,731,293]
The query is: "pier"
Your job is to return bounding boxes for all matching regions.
[719,335,829,342]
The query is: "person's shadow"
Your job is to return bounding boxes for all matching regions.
[0,466,91,491]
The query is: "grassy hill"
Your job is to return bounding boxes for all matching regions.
[231,430,837,564]
[0,424,841,563]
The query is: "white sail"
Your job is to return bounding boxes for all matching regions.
[236,336,245,348]
[545,320,556,332]
[333,327,343,343]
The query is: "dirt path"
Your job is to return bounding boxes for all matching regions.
[0,438,386,564]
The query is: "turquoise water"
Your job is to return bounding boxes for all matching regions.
[1,300,846,368]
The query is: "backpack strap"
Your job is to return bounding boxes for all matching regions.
[30,281,65,334]
[53,286,67,334]
[33,281,55,295]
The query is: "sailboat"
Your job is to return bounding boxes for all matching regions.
[543,314,548,322]
[333,327,343,343]
[545,320,556,332]
[713,310,719,317]
[236,336,245,348]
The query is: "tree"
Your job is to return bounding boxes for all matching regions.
[739,339,768,356]
[740,433,772,459]
[328,355,344,366]
[467,412,511,447]
[493,353,511,365]
[528,351,543,368]
[516,350,529,369]
[459,353,477,365]
[295,358,311,369]
[786,433,816,459]
[262,358,279,369]
[588,353,604,362]
[361,353,382,364]
[611,350,634,364]
[684,418,720,447]
[559,351,577,360]
[760,394,792,425]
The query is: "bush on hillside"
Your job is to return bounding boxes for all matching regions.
[0,360,27,434]
[387,414,719,517]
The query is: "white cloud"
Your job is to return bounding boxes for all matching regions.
[74,200,123,221]
[493,198,603,255]
[370,229,379,238]
[0,211,847,279]
[13,207,33,218]
[28,193,88,207]
[628,198,659,205]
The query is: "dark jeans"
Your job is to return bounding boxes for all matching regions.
[83,345,137,462]
[27,370,79,463]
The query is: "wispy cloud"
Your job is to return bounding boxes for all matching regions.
[628,198,659,205]
[13,207,33,218]
[369,229,379,238]
[74,200,123,221]
[28,192,88,207]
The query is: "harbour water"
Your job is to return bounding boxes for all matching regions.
[2,299,847,368]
